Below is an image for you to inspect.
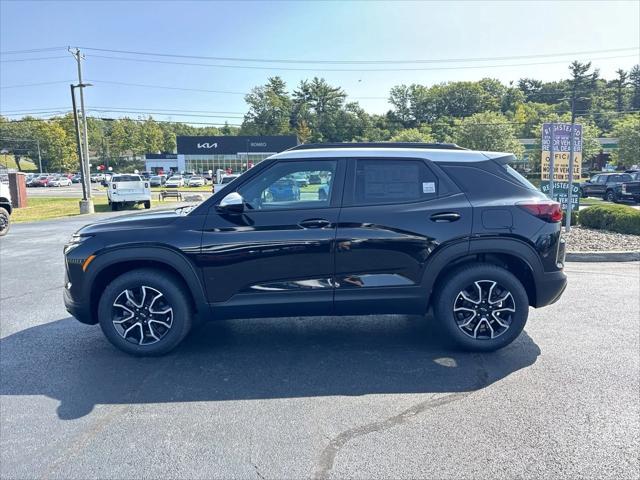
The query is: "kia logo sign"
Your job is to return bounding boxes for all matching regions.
[197,142,218,149]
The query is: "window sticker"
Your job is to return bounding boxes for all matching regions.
[422,182,436,194]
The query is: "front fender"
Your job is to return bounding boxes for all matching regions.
[85,245,209,321]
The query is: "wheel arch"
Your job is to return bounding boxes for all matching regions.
[87,246,209,324]
[423,237,542,308]
[0,199,12,215]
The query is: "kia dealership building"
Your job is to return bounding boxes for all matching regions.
[144,135,298,174]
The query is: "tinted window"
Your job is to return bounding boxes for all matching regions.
[239,160,336,210]
[113,175,141,182]
[608,174,632,182]
[354,159,437,205]
[503,164,537,190]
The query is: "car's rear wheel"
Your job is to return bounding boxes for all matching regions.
[433,263,529,351]
[144,200,151,209]
[98,269,193,356]
[605,190,617,203]
[0,207,10,237]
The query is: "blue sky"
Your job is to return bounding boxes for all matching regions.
[1,0,639,126]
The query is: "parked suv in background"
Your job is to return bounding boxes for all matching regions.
[64,143,567,356]
[579,172,634,202]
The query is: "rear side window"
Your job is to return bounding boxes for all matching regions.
[113,175,141,182]
[354,159,438,205]
[502,164,537,190]
[609,174,632,183]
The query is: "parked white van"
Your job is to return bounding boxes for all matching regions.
[107,174,151,211]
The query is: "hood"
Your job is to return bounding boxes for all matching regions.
[78,207,188,235]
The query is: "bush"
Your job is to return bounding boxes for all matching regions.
[579,204,640,235]
[562,209,579,226]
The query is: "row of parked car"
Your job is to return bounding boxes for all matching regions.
[579,170,640,203]
[26,173,80,187]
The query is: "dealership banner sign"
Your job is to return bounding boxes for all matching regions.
[541,123,582,211]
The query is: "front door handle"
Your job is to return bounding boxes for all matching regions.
[430,212,461,223]
[299,218,331,228]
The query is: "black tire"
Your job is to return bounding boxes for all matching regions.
[579,188,586,198]
[605,190,616,202]
[433,263,529,352]
[111,202,119,211]
[98,268,193,356]
[0,207,10,237]
[144,200,151,209]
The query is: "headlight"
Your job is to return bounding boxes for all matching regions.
[63,233,94,255]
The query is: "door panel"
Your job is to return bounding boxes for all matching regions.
[334,158,471,315]
[197,158,344,317]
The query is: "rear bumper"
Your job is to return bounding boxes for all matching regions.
[109,195,150,202]
[534,270,567,308]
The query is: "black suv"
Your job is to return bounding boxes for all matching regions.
[64,143,567,356]
[579,172,634,202]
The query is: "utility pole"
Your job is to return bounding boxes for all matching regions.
[70,85,89,206]
[36,140,42,173]
[70,48,93,204]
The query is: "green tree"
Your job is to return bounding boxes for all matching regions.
[140,118,164,154]
[241,77,292,135]
[452,112,524,158]
[630,65,640,110]
[389,126,434,142]
[611,114,640,167]
[613,69,628,112]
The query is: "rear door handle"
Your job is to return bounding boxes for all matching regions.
[430,212,461,223]
[299,218,331,228]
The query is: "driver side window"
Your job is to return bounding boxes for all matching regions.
[238,160,337,210]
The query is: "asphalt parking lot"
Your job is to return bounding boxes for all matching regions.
[1,214,639,479]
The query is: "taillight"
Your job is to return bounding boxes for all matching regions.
[145,182,149,188]
[517,200,563,223]
[112,184,117,189]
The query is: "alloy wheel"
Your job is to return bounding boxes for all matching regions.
[453,280,516,340]
[111,286,174,345]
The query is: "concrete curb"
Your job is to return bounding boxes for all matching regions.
[566,251,640,262]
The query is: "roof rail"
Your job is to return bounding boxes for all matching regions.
[287,142,468,151]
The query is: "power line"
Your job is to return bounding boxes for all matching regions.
[88,79,389,100]
[89,79,246,95]
[0,56,69,63]
[0,80,75,89]
[0,46,67,55]
[85,53,639,72]
[77,46,639,65]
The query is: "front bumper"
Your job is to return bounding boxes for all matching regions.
[63,281,95,324]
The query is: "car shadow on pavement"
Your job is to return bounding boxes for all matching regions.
[0,314,540,420]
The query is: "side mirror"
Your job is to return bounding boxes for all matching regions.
[218,191,245,214]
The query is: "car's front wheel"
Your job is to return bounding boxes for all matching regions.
[0,207,10,237]
[98,269,193,356]
[433,263,529,352]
